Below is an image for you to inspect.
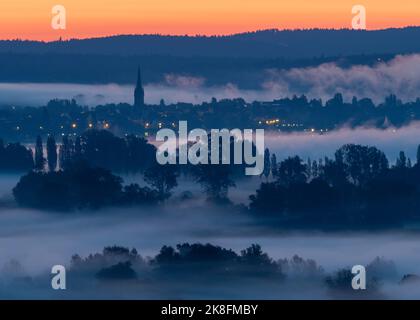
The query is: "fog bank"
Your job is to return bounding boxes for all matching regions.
[1,54,420,107]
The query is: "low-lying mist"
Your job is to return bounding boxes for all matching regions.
[2,54,420,107]
[1,61,420,297]
[0,204,420,299]
[264,123,420,164]
[2,123,420,278]
[0,172,420,299]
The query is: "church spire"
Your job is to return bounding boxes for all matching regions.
[134,66,145,108]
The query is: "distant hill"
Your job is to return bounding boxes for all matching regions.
[0,28,419,86]
[1,28,420,58]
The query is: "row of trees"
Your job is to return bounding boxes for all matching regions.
[9,129,420,228]
[0,139,33,172]
[33,130,157,173]
[34,135,57,171]
[9,130,238,207]
[1,131,157,174]
[68,242,399,300]
[250,144,420,228]
[2,131,157,174]
[27,130,242,203]
[13,162,162,211]
[71,243,288,281]
[261,144,420,184]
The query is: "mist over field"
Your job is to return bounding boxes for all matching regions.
[0,189,420,298]
[145,123,420,166]
[264,123,420,164]
[0,123,420,299]
[1,202,420,275]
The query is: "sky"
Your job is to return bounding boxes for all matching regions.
[0,0,419,41]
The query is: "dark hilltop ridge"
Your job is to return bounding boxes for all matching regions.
[2,27,420,58]
[1,27,420,85]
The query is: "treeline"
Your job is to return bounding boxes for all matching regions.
[67,243,406,299]
[5,242,414,298]
[250,144,420,228]
[9,129,420,230]
[10,130,243,209]
[70,243,317,282]
[12,162,171,211]
[2,28,420,58]
[0,130,157,173]
[12,159,238,211]
[0,130,157,174]
[33,130,157,173]
[0,139,33,172]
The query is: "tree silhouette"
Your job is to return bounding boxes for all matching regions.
[74,136,82,160]
[192,164,235,203]
[13,162,124,211]
[261,148,271,181]
[96,261,137,280]
[270,154,278,177]
[57,130,157,173]
[335,144,388,186]
[276,156,307,186]
[144,164,179,200]
[396,151,407,168]
[46,135,57,172]
[311,160,319,178]
[34,135,45,171]
[0,140,33,172]
[59,135,74,170]
[417,145,420,166]
[239,244,279,275]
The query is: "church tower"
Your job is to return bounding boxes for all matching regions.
[134,67,145,108]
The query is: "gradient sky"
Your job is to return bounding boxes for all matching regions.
[0,0,419,41]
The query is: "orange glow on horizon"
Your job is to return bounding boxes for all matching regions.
[0,0,419,41]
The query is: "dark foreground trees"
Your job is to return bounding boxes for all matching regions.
[0,139,34,172]
[46,135,58,172]
[59,130,156,173]
[152,243,282,278]
[67,243,399,300]
[249,144,420,228]
[70,243,283,282]
[144,163,179,200]
[96,262,137,280]
[191,164,236,203]
[10,138,420,229]
[13,162,159,211]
